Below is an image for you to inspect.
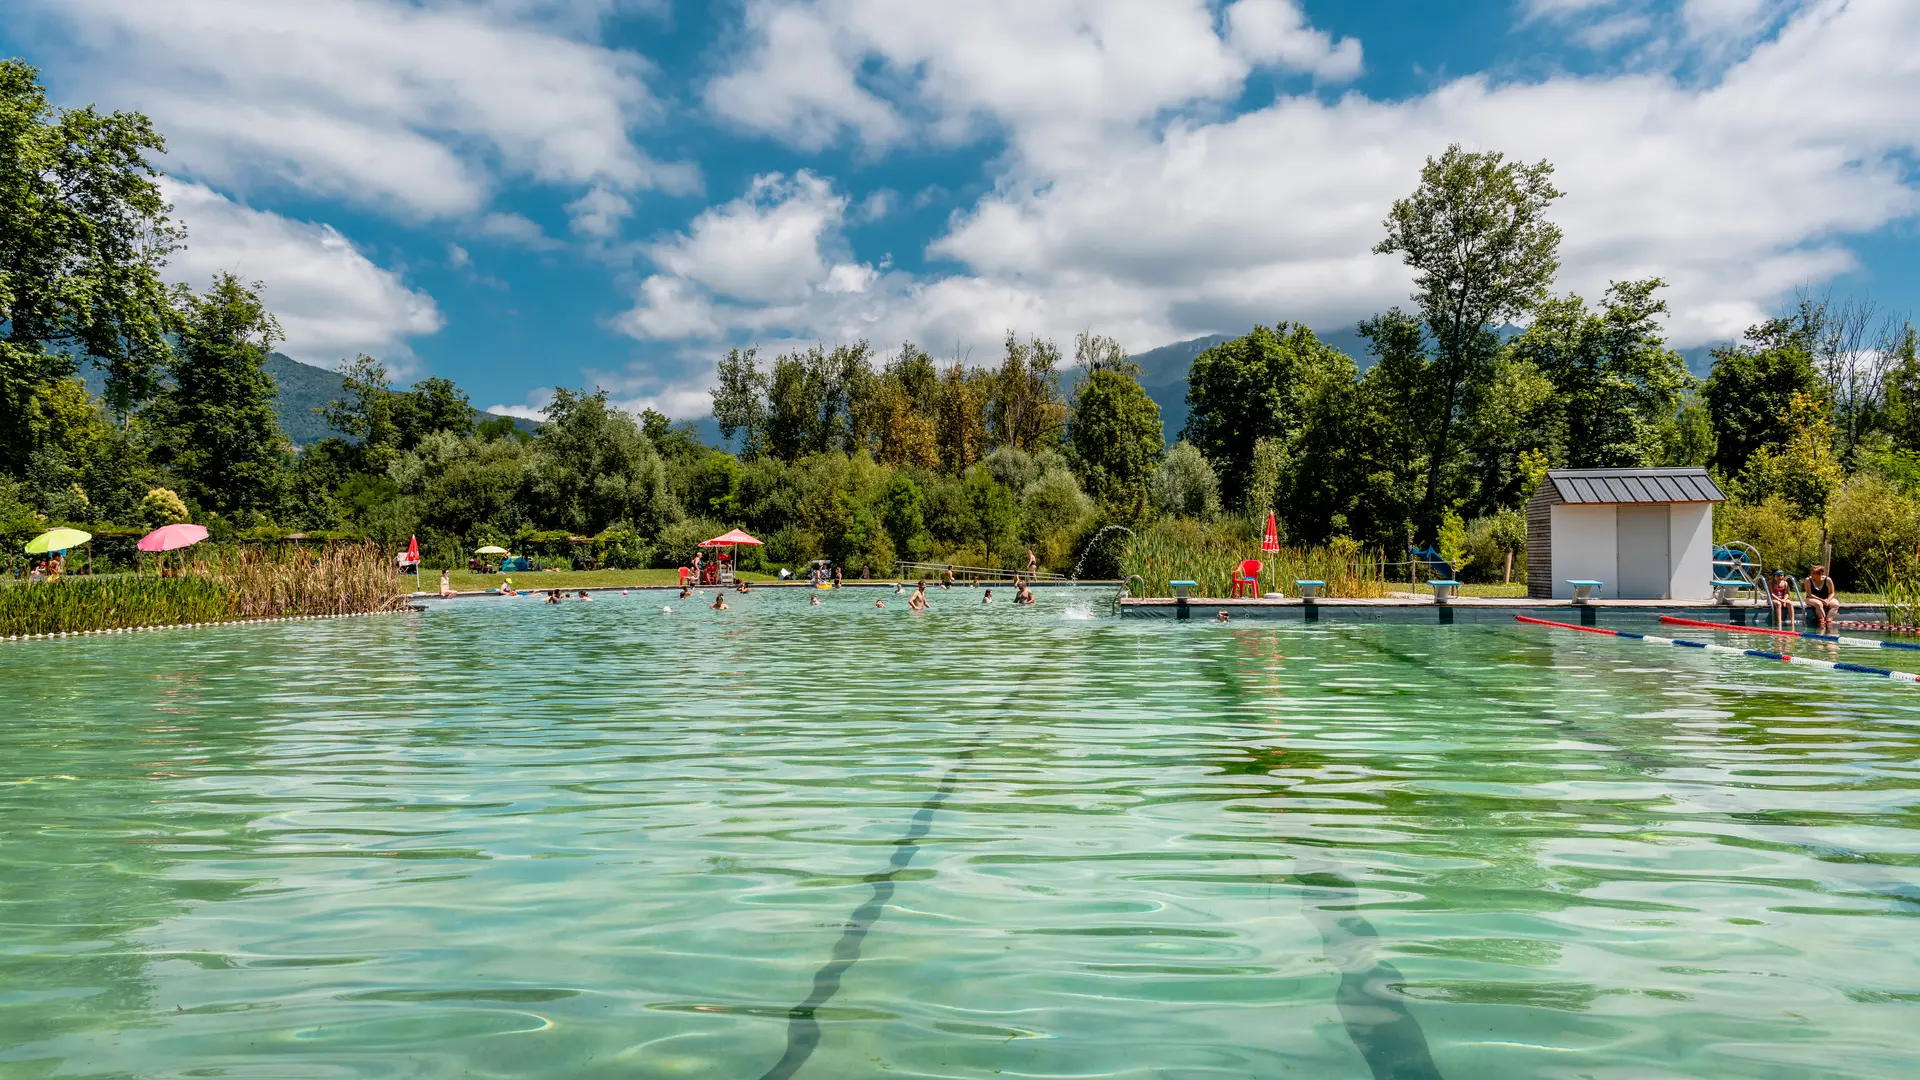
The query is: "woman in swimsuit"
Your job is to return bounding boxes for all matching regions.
[1804,565,1838,629]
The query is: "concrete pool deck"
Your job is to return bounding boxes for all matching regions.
[1119,594,1891,626]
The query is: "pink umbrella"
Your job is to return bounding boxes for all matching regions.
[138,523,209,552]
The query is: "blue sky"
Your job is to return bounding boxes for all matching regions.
[5,0,1916,420]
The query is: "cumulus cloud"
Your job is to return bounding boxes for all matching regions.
[706,0,1360,166]
[666,0,1920,364]
[21,0,695,221]
[163,179,443,366]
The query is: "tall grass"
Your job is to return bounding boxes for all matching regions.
[198,543,412,618]
[1120,519,1387,598]
[1873,565,1920,629]
[1,543,411,637]
[0,576,237,636]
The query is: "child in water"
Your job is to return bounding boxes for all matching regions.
[577,590,592,601]
[679,586,692,600]
[982,589,993,603]
[810,593,821,606]
[712,592,729,611]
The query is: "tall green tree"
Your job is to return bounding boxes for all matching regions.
[1703,319,1822,476]
[149,274,289,517]
[1066,353,1163,517]
[712,346,768,458]
[0,60,178,475]
[1509,278,1690,470]
[528,387,680,535]
[988,332,1067,454]
[1182,322,1351,502]
[1373,144,1564,535]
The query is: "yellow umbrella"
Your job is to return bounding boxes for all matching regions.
[26,527,91,554]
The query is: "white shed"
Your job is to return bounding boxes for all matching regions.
[1525,468,1726,600]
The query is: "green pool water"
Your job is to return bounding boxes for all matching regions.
[5,587,1920,1079]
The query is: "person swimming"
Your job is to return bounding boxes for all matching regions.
[909,582,931,611]
[711,592,729,610]
[545,589,562,604]
[577,590,592,601]
[983,589,993,603]
[810,593,821,606]
[736,580,751,594]
[679,586,692,600]
[875,598,886,609]
[894,582,905,595]
[1215,610,1230,623]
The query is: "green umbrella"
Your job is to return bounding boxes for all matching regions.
[26,527,91,554]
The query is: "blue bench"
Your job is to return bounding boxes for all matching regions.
[1565,579,1604,604]
[1427,579,1461,603]
[1295,579,1326,599]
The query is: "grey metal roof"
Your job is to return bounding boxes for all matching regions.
[1546,467,1725,504]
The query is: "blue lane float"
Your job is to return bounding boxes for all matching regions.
[1516,615,1920,685]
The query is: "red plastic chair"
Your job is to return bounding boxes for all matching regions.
[1232,559,1263,598]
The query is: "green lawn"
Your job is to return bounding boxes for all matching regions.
[431,568,782,593]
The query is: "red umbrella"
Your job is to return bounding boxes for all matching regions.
[1261,512,1280,553]
[699,529,763,547]
[138,523,209,552]
[406,535,421,562]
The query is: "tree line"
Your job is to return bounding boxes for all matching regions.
[7,56,1919,586]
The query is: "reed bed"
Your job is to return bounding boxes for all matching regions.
[0,576,237,636]
[1120,520,1388,598]
[1,543,410,637]
[196,543,412,619]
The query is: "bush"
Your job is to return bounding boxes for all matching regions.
[1715,497,1823,576]
[653,516,727,568]
[1827,473,1920,580]
[1460,509,1527,584]
[1150,441,1220,519]
[139,487,190,526]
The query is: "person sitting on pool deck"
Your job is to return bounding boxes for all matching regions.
[909,582,931,611]
[711,592,729,610]
[1768,570,1796,629]
[1805,565,1839,629]
[439,570,454,598]
[500,578,517,596]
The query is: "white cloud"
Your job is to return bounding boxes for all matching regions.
[615,276,721,340]
[1224,0,1364,80]
[705,0,1359,166]
[163,179,443,366]
[476,212,561,249]
[567,185,633,238]
[648,172,851,304]
[23,0,695,221]
[634,0,1920,389]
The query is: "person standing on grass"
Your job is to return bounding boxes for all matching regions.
[1805,565,1839,629]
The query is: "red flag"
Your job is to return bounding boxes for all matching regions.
[406,535,420,563]
[1261,512,1280,553]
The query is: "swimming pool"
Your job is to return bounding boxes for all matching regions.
[4,585,1918,1077]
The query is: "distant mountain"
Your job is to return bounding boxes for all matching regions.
[78,353,536,446]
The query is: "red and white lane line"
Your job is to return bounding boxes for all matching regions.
[1515,615,1920,684]
[1658,615,1920,653]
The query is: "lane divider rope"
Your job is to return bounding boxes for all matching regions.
[1658,615,1920,652]
[1515,615,1920,684]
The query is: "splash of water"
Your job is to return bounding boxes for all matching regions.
[1061,604,1097,621]
[1070,524,1136,580]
